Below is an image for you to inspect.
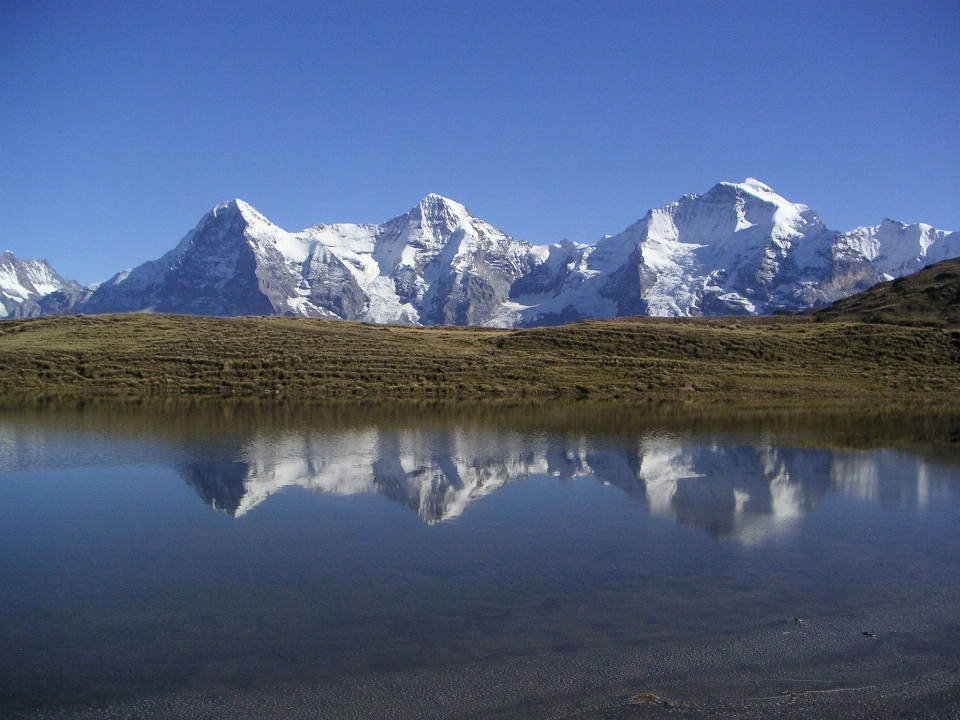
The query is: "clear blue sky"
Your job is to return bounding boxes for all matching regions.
[2,0,958,285]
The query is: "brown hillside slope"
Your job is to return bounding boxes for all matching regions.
[816,257,960,327]
[0,313,958,403]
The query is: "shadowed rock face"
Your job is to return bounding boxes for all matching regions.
[157,237,274,316]
[35,286,89,315]
[600,246,657,317]
[510,240,584,300]
[426,258,525,326]
[815,255,960,326]
[81,203,278,316]
[299,245,368,320]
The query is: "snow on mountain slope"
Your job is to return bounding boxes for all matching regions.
[366,194,537,325]
[79,194,537,324]
[14,180,957,325]
[846,219,960,278]
[0,251,83,318]
[297,223,408,322]
[514,179,884,323]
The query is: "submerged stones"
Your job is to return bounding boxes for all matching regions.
[628,691,676,708]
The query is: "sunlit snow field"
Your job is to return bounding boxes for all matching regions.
[3,404,960,719]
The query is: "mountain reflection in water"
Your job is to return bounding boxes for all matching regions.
[4,405,960,718]
[177,428,946,540]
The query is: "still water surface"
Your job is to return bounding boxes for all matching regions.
[2,403,960,718]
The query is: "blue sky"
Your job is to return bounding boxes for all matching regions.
[2,0,958,284]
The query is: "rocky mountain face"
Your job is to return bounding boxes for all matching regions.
[76,194,536,325]
[3,180,957,325]
[0,251,84,318]
[508,179,894,324]
[815,256,960,326]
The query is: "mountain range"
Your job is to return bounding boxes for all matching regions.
[3,179,957,325]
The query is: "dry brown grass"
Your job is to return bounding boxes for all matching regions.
[0,313,958,402]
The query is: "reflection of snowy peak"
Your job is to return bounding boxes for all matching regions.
[192,429,552,523]
[637,439,823,541]
[176,428,942,539]
[0,251,83,318]
[634,440,940,543]
[15,180,959,324]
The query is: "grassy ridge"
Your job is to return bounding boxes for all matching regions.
[0,313,958,402]
[816,256,960,326]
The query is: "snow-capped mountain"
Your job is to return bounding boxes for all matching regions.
[0,251,83,318]
[508,179,887,323]
[845,219,960,279]
[6,180,958,325]
[320,192,536,325]
[80,194,537,325]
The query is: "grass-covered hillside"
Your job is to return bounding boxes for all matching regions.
[0,311,958,402]
[816,256,960,326]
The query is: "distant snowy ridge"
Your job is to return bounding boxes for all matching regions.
[0,251,83,318]
[845,219,960,279]
[3,180,957,325]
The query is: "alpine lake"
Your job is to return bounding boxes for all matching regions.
[3,401,960,719]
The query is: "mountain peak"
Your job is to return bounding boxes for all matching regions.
[0,251,82,316]
[414,193,469,216]
[0,250,55,269]
[225,197,254,214]
[395,194,473,237]
[714,178,782,200]
[708,179,810,218]
[741,177,775,194]
[205,199,272,229]
[880,218,907,229]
